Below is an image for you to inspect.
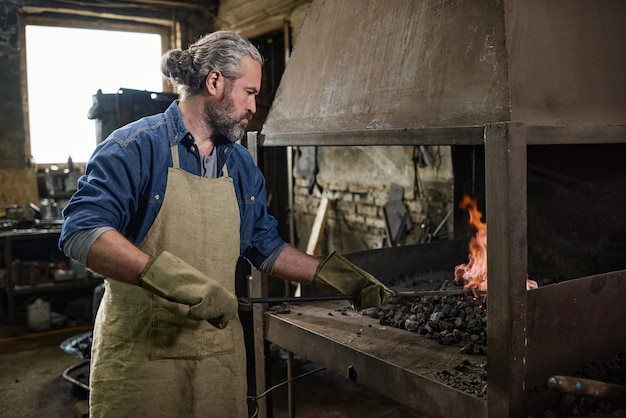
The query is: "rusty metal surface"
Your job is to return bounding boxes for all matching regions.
[261,0,509,146]
[265,300,486,418]
[520,124,626,145]
[526,270,626,388]
[484,123,530,418]
[261,0,626,148]
[484,123,626,418]
[343,239,468,283]
[506,0,626,126]
[260,126,486,147]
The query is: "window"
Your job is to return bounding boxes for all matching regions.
[25,26,164,164]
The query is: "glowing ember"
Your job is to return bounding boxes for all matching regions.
[454,195,539,291]
[454,196,488,291]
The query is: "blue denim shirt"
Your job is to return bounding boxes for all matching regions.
[59,100,286,269]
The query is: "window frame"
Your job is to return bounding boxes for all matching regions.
[19,11,176,166]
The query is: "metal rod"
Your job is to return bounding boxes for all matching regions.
[430,208,453,241]
[239,288,484,307]
[396,289,485,298]
[287,351,295,418]
[61,360,90,392]
[242,295,350,304]
[548,375,626,403]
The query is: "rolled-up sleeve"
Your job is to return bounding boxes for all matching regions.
[59,119,170,250]
[229,145,286,269]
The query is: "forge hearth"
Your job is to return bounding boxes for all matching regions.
[251,1,626,417]
[264,240,489,417]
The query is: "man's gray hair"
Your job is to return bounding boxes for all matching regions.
[161,30,264,99]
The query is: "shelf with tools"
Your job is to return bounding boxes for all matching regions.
[0,228,102,335]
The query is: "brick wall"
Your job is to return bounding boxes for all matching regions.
[291,145,454,256]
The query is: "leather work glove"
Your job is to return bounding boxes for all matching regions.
[313,251,395,311]
[139,250,238,328]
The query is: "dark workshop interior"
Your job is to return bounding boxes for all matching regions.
[1,1,625,417]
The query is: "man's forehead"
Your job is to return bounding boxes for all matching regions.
[236,56,262,89]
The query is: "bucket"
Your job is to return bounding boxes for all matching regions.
[27,298,51,332]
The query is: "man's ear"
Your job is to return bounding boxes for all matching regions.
[205,69,222,96]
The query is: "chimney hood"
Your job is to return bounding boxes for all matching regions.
[259,0,626,147]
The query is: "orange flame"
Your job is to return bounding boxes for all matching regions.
[454,196,488,291]
[454,195,539,291]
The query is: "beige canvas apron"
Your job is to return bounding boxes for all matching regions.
[90,145,246,417]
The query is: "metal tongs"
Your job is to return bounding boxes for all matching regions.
[237,288,484,311]
[238,294,351,310]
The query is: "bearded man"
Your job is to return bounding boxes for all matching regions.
[59,31,392,417]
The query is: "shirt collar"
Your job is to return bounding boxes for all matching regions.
[164,99,191,147]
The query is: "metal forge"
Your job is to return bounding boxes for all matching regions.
[247,1,626,417]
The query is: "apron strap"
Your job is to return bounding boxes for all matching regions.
[222,163,229,177]
[171,145,180,168]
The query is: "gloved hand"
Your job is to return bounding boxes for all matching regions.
[313,251,394,311]
[139,250,238,328]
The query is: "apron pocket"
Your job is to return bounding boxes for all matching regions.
[150,302,235,360]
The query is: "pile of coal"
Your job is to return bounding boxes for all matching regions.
[437,359,487,398]
[363,279,488,355]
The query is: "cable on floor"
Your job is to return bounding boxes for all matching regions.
[246,366,326,418]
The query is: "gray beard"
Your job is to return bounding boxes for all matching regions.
[203,93,249,143]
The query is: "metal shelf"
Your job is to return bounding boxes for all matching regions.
[0,228,102,335]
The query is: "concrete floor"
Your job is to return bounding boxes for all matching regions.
[0,324,420,418]
[0,325,91,418]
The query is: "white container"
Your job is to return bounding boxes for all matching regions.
[27,298,51,332]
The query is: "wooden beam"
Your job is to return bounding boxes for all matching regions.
[305,195,330,256]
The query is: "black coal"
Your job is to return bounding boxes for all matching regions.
[363,276,488,356]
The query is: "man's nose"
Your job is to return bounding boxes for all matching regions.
[248,96,256,114]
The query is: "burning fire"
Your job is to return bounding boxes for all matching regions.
[453,195,538,291]
[454,196,488,291]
